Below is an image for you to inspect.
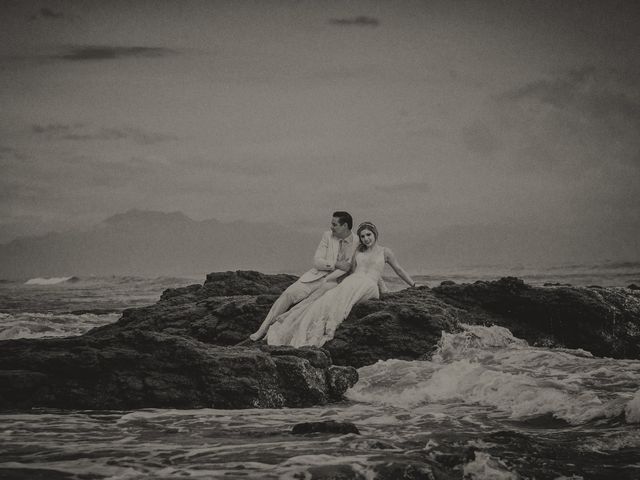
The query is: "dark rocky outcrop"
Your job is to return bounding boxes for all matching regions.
[291,420,360,435]
[432,277,640,358]
[161,270,298,302]
[91,272,465,369]
[1,270,639,411]
[325,287,463,368]
[0,330,356,410]
[0,273,360,410]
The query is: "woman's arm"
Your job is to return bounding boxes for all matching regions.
[319,249,357,284]
[384,247,417,287]
[323,268,346,283]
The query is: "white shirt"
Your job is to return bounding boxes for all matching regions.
[299,230,357,283]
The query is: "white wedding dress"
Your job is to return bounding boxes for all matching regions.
[266,246,386,347]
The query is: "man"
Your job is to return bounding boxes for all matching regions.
[249,211,357,341]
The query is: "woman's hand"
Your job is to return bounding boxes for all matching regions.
[317,278,338,296]
[334,259,351,272]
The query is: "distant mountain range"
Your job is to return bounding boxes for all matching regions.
[1,209,637,279]
[0,210,318,279]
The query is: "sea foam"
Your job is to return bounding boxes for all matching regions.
[347,324,640,425]
[624,388,640,423]
[0,312,119,339]
[24,276,76,285]
[463,451,519,480]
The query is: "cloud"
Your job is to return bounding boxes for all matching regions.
[31,124,74,136]
[496,66,640,171]
[0,145,23,159]
[502,66,640,129]
[328,16,379,27]
[456,66,640,231]
[31,124,177,145]
[0,148,164,216]
[39,7,64,19]
[58,46,176,61]
[28,7,64,21]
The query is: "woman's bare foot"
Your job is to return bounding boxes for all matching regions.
[249,327,268,341]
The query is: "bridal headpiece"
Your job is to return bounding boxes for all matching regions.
[357,221,378,240]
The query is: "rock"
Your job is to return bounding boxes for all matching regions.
[0,331,357,410]
[97,272,464,369]
[89,271,640,364]
[433,277,640,358]
[326,365,359,395]
[291,420,360,434]
[628,284,640,291]
[3,270,640,411]
[103,271,298,346]
[325,288,463,368]
[260,344,331,368]
[202,270,297,296]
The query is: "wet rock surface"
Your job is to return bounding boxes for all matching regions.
[2,271,639,411]
[432,276,640,358]
[0,331,356,410]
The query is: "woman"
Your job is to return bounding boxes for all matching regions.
[266,221,418,347]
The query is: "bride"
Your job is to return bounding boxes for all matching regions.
[266,221,418,347]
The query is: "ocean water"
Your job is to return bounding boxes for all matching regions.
[1,263,640,479]
[0,275,199,340]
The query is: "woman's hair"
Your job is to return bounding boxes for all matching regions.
[357,221,379,251]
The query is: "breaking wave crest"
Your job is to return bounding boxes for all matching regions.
[347,325,640,425]
[0,312,119,339]
[24,276,78,285]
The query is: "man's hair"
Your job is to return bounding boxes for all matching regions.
[332,211,353,230]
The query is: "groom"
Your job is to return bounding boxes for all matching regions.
[249,211,357,341]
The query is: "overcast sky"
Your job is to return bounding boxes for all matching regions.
[1,0,638,263]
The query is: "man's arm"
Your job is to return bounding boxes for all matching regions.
[334,259,351,272]
[313,232,334,271]
[326,249,356,282]
[333,235,356,274]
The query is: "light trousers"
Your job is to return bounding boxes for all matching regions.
[262,277,325,326]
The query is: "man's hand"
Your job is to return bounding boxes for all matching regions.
[334,259,351,272]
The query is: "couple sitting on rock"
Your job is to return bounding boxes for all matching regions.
[249,211,418,347]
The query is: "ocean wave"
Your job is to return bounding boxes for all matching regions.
[20,275,200,286]
[347,325,640,425]
[463,451,519,480]
[0,312,120,339]
[24,276,79,285]
[625,388,640,423]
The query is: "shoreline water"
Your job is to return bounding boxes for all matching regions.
[1,267,640,478]
[2,325,640,479]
